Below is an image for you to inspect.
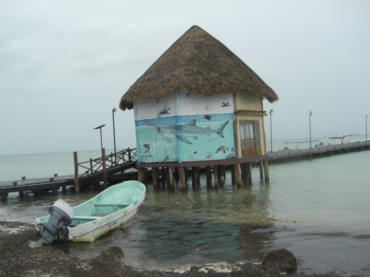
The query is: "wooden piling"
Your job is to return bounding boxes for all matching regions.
[73,151,80,193]
[231,165,236,186]
[213,165,219,187]
[241,163,247,185]
[246,163,252,185]
[138,167,145,183]
[19,190,24,199]
[168,167,174,189]
[1,193,7,203]
[259,160,264,181]
[192,167,200,188]
[178,167,186,190]
[102,148,107,188]
[206,166,212,187]
[263,159,270,183]
[218,166,225,186]
[152,167,159,188]
[234,163,243,187]
[62,185,66,194]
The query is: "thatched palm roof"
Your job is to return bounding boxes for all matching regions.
[120,25,278,110]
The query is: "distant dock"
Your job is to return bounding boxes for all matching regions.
[1,141,369,202]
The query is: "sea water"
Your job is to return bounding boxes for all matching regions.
[0,147,370,275]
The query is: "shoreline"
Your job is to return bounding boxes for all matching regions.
[0,220,301,277]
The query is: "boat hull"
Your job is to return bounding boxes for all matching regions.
[69,192,145,242]
[35,180,146,242]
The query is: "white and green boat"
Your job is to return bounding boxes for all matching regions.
[36,180,146,243]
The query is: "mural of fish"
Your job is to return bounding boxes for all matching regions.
[156,119,229,145]
[157,105,171,117]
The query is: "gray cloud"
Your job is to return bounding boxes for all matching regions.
[0,0,369,155]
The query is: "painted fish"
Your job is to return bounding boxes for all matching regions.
[216,145,229,154]
[189,151,198,157]
[157,119,229,145]
[157,105,171,117]
[143,144,151,153]
[204,115,211,121]
[221,102,230,107]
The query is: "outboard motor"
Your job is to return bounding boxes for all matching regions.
[39,199,74,244]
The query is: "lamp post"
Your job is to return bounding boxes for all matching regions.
[269,109,273,153]
[309,111,312,149]
[366,114,368,142]
[94,124,106,151]
[112,107,117,163]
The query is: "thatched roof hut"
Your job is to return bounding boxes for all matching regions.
[119,25,278,110]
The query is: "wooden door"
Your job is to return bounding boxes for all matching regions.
[239,120,260,157]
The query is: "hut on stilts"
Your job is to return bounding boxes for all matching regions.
[119,25,278,189]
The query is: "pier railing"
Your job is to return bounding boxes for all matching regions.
[77,148,137,177]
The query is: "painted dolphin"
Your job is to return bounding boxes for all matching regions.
[157,119,229,144]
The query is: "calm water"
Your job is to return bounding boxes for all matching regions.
[1,149,370,275]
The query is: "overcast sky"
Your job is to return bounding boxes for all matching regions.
[0,0,369,155]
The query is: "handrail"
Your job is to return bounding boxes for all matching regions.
[77,148,137,177]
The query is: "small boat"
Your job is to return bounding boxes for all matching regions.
[35,180,146,243]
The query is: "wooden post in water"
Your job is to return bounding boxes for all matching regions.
[241,163,247,185]
[178,167,186,190]
[259,160,264,181]
[234,163,242,187]
[192,167,200,188]
[246,163,252,185]
[19,190,24,199]
[138,167,145,183]
[168,167,174,189]
[217,166,224,187]
[220,165,226,186]
[231,165,236,186]
[206,166,212,188]
[152,167,159,188]
[213,165,219,187]
[102,148,107,188]
[263,159,270,183]
[1,193,7,203]
[73,151,80,193]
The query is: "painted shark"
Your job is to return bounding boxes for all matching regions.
[156,119,229,144]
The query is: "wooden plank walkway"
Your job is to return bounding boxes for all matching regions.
[268,140,370,163]
[1,141,369,202]
[0,148,137,202]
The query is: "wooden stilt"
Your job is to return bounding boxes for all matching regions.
[193,167,200,188]
[178,167,186,190]
[231,165,236,186]
[164,167,169,188]
[263,159,270,183]
[168,167,174,189]
[191,167,196,188]
[213,166,219,187]
[52,185,58,194]
[234,163,243,187]
[161,167,166,187]
[206,166,212,188]
[62,185,66,194]
[241,163,247,185]
[1,193,7,203]
[259,160,264,181]
[218,166,225,186]
[19,190,24,199]
[246,163,252,185]
[138,167,145,183]
[73,151,80,193]
[152,167,159,188]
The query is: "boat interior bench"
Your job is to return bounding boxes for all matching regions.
[92,203,130,216]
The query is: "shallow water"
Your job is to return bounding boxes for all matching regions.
[1,150,370,275]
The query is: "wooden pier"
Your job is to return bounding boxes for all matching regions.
[1,141,369,202]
